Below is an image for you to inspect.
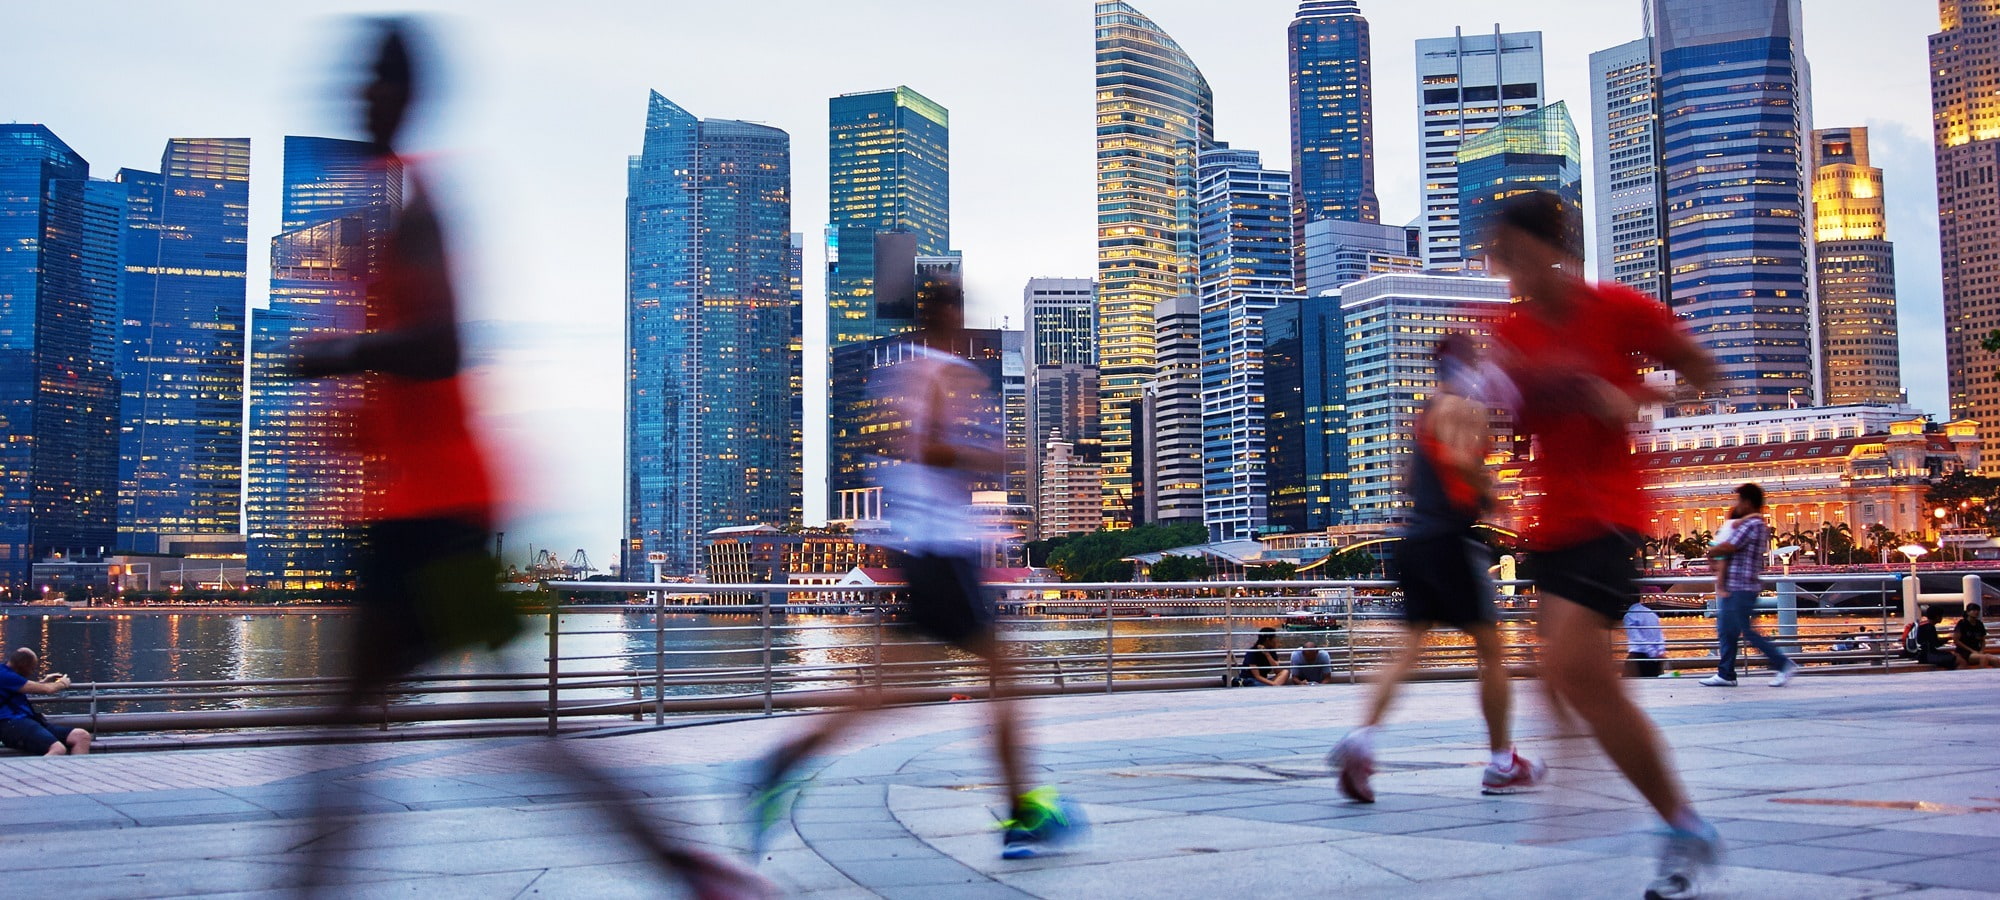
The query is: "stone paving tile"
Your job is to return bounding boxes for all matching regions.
[1835,856,2000,893]
[825,856,992,888]
[1802,828,2000,857]
[205,870,542,900]
[1323,833,1604,881]
[1720,842,1924,876]
[996,842,1409,898]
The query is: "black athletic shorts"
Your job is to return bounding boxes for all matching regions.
[356,518,519,681]
[896,550,995,651]
[1526,530,1641,623]
[1392,534,1498,628]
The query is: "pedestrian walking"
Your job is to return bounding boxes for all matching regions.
[1484,191,1723,900]
[1698,484,1800,688]
[1330,334,1544,803]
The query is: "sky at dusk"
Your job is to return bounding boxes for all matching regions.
[0,0,1947,569]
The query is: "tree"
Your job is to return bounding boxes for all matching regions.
[1925,469,2000,529]
[1243,561,1298,582]
[1040,522,1208,583]
[1321,547,1378,580]
[1148,554,1213,582]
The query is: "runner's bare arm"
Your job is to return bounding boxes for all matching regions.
[1432,394,1492,500]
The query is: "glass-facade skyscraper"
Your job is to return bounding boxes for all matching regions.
[1414,28,1545,271]
[826,86,950,350]
[1932,0,2000,464]
[1263,293,1345,533]
[1652,0,1815,410]
[1457,101,1583,272]
[1195,147,1295,541]
[1289,0,1379,285]
[1095,0,1214,527]
[1813,127,1901,406]
[247,136,398,590]
[625,92,800,578]
[113,138,251,553]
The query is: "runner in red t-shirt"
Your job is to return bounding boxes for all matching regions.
[1483,192,1722,900]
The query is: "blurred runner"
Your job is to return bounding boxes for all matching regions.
[1484,191,1722,900]
[1328,335,1544,802]
[745,279,1085,861]
[287,20,764,899]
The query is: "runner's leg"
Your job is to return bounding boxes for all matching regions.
[1465,623,1512,753]
[1361,626,1428,728]
[1539,596,1691,821]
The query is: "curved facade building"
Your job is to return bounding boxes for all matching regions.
[1289,0,1379,284]
[1094,0,1213,527]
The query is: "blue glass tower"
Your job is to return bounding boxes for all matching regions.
[1457,101,1583,273]
[826,87,950,350]
[1262,294,1346,533]
[0,126,119,592]
[625,93,799,578]
[114,138,251,553]
[1195,147,1296,541]
[246,137,400,590]
[1289,0,1379,283]
[1653,0,1814,410]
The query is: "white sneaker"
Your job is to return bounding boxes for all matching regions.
[1696,674,1737,687]
[1770,662,1800,687]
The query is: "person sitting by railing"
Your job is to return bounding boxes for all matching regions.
[1233,628,1290,686]
[1954,604,1997,669]
[0,648,90,757]
[1290,640,1334,685]
[1915,607,1959,669]
[1623,601,1667,678]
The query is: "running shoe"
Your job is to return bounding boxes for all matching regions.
[1696,674,1737,687]
[1479,750,1548,795]
[1770,661,1801,687]
[742,754,805,858]
[1644,821,1722,900]
[999,787,1088,859]
[1327,734,1376,803]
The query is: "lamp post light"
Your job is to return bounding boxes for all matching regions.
[1899,543,1929,579]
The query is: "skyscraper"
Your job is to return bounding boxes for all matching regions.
[826,86,950,350]
[1289,0,1380,284]
[1457,101,1584,272]
[1933,0,2000,462]
[1095,0,1215,527]
[1813,127,1901,406]
[247,136,398,590]
[1002,329,1029,508]
[1653,0,1815,410]
[1262,294,1346,533]
[828,329,1008,521]
[113,138,251,553]
[1589,37,1669,300]
[1300,219,1422,296]
[1414,28,1545,271]
[1138,294,1203,526]
[625,93,799,578]
[1024,278,1096,368]
[0,126,120,590]
[1023,277,1097,533]
[1195,147,1296,541]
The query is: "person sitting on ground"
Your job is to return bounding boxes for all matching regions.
[1623,600,1667,678]
[1917,607,1959,670]
[1290,640,1334,685]
[1234,628,1290,686]
[1954,604,1997,669]
[0,649,90,757]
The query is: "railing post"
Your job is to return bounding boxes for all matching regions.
[1878,579,1891,666]
[1776,579,1798,641]
[1345,585,1358,684]
[1224,593,1235,685]
[654,590,666,727]
[761,589,774,716]
[1104,591,1116,694]
[546,597,560,737]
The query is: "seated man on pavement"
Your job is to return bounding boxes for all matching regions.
[1954,604,1998,669]
[1290,640,1334,685]
[0,648,90,756]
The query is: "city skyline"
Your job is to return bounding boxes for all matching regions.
[0,0,1949,565]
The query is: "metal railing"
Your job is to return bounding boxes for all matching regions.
[26,572,1934,746]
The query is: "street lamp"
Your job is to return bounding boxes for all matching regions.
[1899,543,1929,578]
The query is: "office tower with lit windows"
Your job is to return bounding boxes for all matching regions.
[1653,0,1815,410]
[1195,147,1296,541]
[1263,294,1346,533]
[826,86,950,350]
[1414,28,1545,271]
[1023,277,1097,530]
[247,136,399,590]
[1813,127,1901,406]
[1457,101,1583,272]
[1933,0,2000,464]
[1301,219,1422,296]
[1341,273,1513,524]
[1002,330,1029,507]
[113,138,251,554]
[1289,0,1379,284]
[1025,278,1096,368]
[828,328,1007,521]
[1096,0,1215,526]
[624,93,799,578]
[1590,36,1668,300]
[1137,294,1204,526]
[0,126,120,591]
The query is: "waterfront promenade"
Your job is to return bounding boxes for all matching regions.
[2,672,1997,898]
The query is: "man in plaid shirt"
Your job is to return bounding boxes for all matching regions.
[1700,483,1800,687]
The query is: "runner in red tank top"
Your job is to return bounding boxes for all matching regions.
[1483,192,1723,900]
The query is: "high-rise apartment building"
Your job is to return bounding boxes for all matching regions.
[826,86,950,350]
[247,136,397,590]
[113,138,251,553]
[1263,293,1346,533]
[1195,147,1296,541]
[1137,294,1204,526]
[1653,0,1815,410]
[1933,0,2000,463]
[1813,127,1901,406]
[1590,37,1668,300]
[624,93,799,577]
[1037,440,1103,540]
[1414,28,1545,271]
[1341,273,1513,524]
[1457,101,1583,272]
[1301,219,1422,296]
[1289,0,1380,284]
[0,126,120,591]
[1096,0,1214,526]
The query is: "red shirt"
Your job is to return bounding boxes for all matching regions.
[1492,282,1680,550]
